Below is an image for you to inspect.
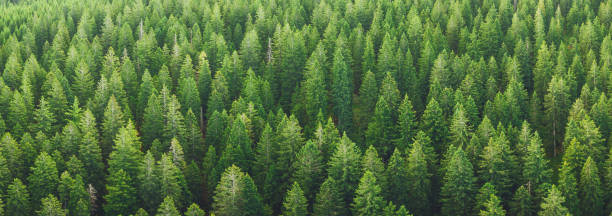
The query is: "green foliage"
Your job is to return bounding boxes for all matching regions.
[281,182,308,216]
[352,171,385,216]
[441,148,476,216]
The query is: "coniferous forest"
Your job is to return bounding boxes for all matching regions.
[0,0,610,215]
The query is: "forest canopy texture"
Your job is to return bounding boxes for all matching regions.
[0,0,610,215]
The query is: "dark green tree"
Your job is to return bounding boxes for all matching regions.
[579,157,603,216]
[37,194,67,216]
[281,182,308,216]
[6,178,31,216]
[441,148,476,216]
[352,171,385,216]
[538,186,569,216]
[28,152,59,207]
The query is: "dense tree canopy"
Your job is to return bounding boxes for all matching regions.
[0,0,609,215]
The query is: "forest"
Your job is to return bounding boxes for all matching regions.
[0,0,609,215]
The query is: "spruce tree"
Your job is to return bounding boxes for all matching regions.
[331,44,353,134]
[37,194,67,216]
[313,177,345,216]
[156,196,180,216]
[292,140,324,207]
[6,178,31,216]
[579,157,603,216]
[281,182,308,216]
[352,171,385,216]
[406,139,432,216]
[327,133,362,207]
[28,152,59,207]
[441,148,476,216]
[538,186,569,216]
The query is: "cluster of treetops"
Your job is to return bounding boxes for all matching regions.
[0,0,610,215]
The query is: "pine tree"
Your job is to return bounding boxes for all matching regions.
[365,96,394,158]
[159,153,189,210]
[102,96,125,158]
[331,44,353,134]
[538,186,569,216]
[450,103,471,147]
[544,75,570,156]
[139,151,161,213]
[395,95,416,151]
[78,110,104,190]
[420,99,448,154]
[406,139,432,216]
[276,115,304,190]
[352,171,385,216]
[292,140,324,207]
[510,185,533,216]
[37,194,67,216]
[313,177,345,216]
[212,165,265,216]
[358,70,378,130]
[183,109,204,163]
[301,43,328,132]
[28,152,59,207]
[57,172,89,215]
[156,196,180,216]
[558,161,579,216]
[163,95,186,146]
[479,132,518,200]
[240,29,263,73]
[441,148,476,216]
[523,133,552,189]
[327,133,362,207]
[185,203,206,216]
[361,145,387,195]
[33,97,55,136]
[6,178,31,216]
[579,157,603,216]
[281,182,308,216]
[386,148,409,207]
[197,52,212,116]
[479,194,506,216]
[104,169,138,215]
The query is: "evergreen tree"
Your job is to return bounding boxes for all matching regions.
[558,161,579,216]
[156,196,180,216]
[292,140,324,207]
[386,148,409,207]
[28,152,59,207]
[420,99,448,154]
[159,153,189,210]
[365,96,395,158]
[522,133,552,189]
[281,182,308,216]
[313,177,345,216]
[479,194,506,216]
[185,203,206,216]
[479,132,518,200]
[441,148,476,216]
[327,133,362,207]
[212,165,265,216]
[538,186,569,216]
[395,95,416,151]
[510,185,533,216]
[352,171,385,216]
[331,44,353,134]
[37,194,67,216]
[579,157,603,216]
[544,75,570,156]
[101,96,125,158]
[6,178,31,216]
[57,172,88,215]
[406,139,431,216]
[139,151,161,213]
[104,169,138,215]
